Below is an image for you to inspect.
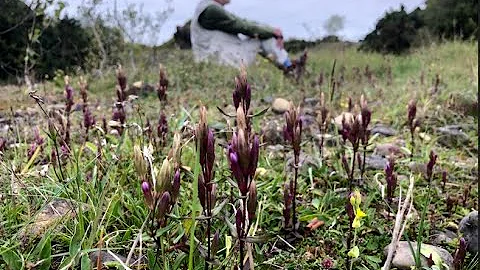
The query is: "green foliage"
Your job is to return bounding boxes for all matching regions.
[0,0,34,81]
[359,5,422,55]
[36,17,93,79]
[423,0,478,40]
[360,0,478,54]
[0,40,477,269]
[0,0,125,82]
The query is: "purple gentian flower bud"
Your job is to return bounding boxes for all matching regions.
[206,128,215,183]
[233,89,241,110]
[244,84,251,112]
[453,237,467,270]
[142,181,154,210]
[426,150,437,181]
[229,151,245,192]
[156,191,171,224]
[211,230,220,256]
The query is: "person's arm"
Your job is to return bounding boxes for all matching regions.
[198,4,279,39]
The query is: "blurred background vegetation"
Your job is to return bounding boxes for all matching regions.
[0,0,477,85]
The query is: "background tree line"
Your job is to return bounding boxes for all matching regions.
[0,0,171,84]
[359,0,478,54]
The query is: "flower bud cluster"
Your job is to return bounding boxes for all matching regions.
[135,133,182,227]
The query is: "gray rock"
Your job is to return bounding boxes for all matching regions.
[302,107,316,116]
[371,124,397,137]
[303,97,319,107]
[20,199,76,245]
[0,118,10,125]
[261,119,283,145]
[384,241,454,269]
[374,143,404,158]
[364,155,388,170]
[459,210,478,253]
[271,98,290,114]
[431,230,457,246]
[265,144,285,159]
[435,125,470,147]
[285,153,317,175]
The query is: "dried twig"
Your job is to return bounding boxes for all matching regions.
[382,174,415,270]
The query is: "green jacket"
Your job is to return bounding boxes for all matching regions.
[198,4,276,40]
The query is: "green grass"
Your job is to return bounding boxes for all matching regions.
[0,40,477,270]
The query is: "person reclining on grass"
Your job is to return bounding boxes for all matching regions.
[191,0,305,74]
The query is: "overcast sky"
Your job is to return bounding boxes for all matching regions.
[64,0,426,45]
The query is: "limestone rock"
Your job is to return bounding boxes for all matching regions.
[384,241,453,269]
[333,112,354,130]
[364,155,388,170]
[435,125,470,147]
[371,124,397,137]
[374,143,405,158]
[459,210,478,253]
[20,199,75,245]
[271,98,290,114]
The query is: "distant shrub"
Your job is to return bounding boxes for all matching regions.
[359,5,423,55]
[360,0,478,55]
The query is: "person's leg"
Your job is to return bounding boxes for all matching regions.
[259,38,293,70]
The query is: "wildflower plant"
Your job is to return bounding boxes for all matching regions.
[226,68,259,268]
[134,133,182,268]
[195,106,218,266]
[283,102,302,233]
[346,190,367,270]
[453,237,467,270]
[79,77,95,142]
[63,76,74,148]
[385,156,397,208]
[112,65,127,135]
[316,92,329,161]
[359,95,372,181]
[157,111,169,148]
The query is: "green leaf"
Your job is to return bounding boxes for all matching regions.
[312,198,321,210]
[84,142,97,153]
[420,245,443,266]
[70,221,84,257]
[80,254,91,270]
[365,255,381,263]
[348,246,360,258]
[1,249,23,270]
[38,236,52,270]
[225,235,232,258]
[173,253,187,269]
